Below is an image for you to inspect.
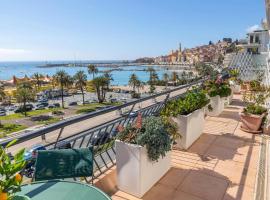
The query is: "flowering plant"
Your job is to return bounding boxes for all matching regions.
[0,140,26,200]
[204,77,232,98]
[117,113,173,161]
[229,69,242,84]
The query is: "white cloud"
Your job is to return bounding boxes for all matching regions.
[0,48,29,56]
[246,25,260,33]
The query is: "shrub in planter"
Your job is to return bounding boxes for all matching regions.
[115,115,173,197]
[204,77,232,116]
[229,69,242,94]
[0,140,26,200]
[240,104,267,133]
[161,88,209,149]
[241,76,270,133]
[117,115,172,162]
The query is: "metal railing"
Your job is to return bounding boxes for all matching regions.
[0,78,205,178]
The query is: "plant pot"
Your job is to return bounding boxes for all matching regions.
[240,112,266,133]
[115,140,171,198]
[232,84,241,94]
[223,93,233,107]
[171,108,205,149]
[206,95,224,117]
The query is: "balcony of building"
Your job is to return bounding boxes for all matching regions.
[1,81,269,200]
[94,94,269,200]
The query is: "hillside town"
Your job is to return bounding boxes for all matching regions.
[153,38,233,65]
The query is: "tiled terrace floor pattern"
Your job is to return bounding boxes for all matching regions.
[111,96,263,200]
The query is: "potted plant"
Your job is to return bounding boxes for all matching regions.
[0,140,26,200]
[115,115,174,198]
[204,77,232,116]
[240,76,269,133]
[240,104,267,133]
[161,87,209,149]
[229,69,242,94]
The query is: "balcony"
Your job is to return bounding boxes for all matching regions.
[94,94,268,200]
[1,81,269,200]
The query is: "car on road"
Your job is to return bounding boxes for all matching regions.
[36,105,46,110]
[22,144,46,178]
[0,110,6,116]
[121,109,139,118]
[90,131,111,146]
[53,103,61,107]
[7,105,17,111]
[68,101,78,106]
[48,104,55,109]
[24,144,46,161]
[36,102,49,107]
[14,104,34,113]
[38,98,48,103]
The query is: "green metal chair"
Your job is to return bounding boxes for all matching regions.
[34,147,94,182]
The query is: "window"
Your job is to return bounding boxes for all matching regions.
[255,36,259,43]
[250,35,254,43]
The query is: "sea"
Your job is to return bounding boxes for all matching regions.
[0,61,187,86]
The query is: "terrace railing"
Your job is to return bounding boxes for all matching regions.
[0,78,205,179]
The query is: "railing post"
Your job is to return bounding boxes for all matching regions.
[54,127,64,149]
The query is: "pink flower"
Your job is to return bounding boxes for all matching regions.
[117,124,124,132]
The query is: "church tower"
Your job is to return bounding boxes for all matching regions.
[178,43,182,62]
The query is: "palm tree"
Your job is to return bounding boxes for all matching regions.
[129,73,144,93]
[0,84,6,102]
[129,73,139,92]
[87,64,98,79]
[103,70,114,90]
[74,71,87,105]
[92,76,108,103]
[32,73,43,90]
[16,82,35,116]
[147,67,159,93]
[163,73,169,88]
[53,70,72,108]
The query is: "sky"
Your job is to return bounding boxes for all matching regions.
[0,0,266,61]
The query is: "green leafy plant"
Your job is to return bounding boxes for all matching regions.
[243,104,267,115]
[204,78,232,98]
[117,115,172,161]
[242,74,269,116]
[229,69,242,84]
[0,140,26,200]
[161,88,209,117]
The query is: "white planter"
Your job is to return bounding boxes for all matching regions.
[172,108,205,149]
[207,95,224,116]
[223,94,232,107]
[232,84,241,94]
[115,140,171,198]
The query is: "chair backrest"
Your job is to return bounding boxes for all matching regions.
[34,147,93,181]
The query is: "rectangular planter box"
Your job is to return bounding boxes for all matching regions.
[115,140,171,198]
[206,95,224,117]
[172,108,205,149]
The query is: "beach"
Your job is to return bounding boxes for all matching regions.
[0,61,191,85]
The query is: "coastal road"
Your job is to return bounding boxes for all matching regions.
[6,85,190,154]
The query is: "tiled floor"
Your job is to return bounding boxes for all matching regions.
[110,96,263,200]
